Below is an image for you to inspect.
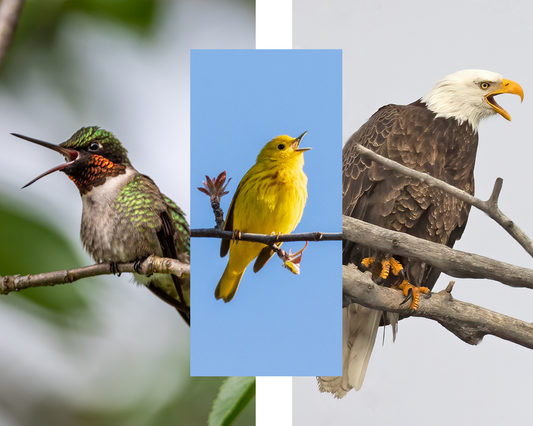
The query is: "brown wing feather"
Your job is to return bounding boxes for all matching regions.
[253,246,275,272]
[343,101,478,290]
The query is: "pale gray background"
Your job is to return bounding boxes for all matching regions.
[293,1,533,425]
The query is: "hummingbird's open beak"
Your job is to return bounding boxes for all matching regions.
[11,133,79,188]
[292,131,311,152]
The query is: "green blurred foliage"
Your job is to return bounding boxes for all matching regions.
[1,0,156,105]
[16,0,157,43]
[1,0,254,93]
[0,196,96,322]
[209,377,255,426]
[4,375,255,426]
[74,376,255,426]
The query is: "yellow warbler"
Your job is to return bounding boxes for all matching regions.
[215,132,310,302]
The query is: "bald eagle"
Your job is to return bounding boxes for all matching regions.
[319,69,523,398]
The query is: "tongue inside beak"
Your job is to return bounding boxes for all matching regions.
[21,161,77,188]
[11,133,79,188]
[292,131,312,152]
[485,79,524,121]
[486,94,512,121]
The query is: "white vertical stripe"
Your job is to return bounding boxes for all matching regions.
[256,0,292,49]
[256,376,293,426]
[256,2,293,424]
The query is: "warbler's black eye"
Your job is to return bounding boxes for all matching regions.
[88,142,100,152]
[480,82,490,90]
[278,144,285,150]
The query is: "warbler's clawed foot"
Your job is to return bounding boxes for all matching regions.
[232,229,242,243]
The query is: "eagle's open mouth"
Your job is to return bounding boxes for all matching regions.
[484,79,524,121]
[485,93,511,121]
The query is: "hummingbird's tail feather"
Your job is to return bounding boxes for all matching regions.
[215,266,244,303]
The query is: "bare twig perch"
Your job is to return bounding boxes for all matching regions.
[191,228,342,243]
[192,228,342,275]
[343,265,533,349]
[0,255,190,295]
[0,0,25,72]
[355,144,533,257]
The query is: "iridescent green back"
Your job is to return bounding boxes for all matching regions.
[114,174,189,256]
[164,195,190,255]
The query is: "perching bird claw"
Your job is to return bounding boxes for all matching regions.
[109,262,121,277]
[358,257,374,272]
[359,256,404,284]
[395,279,430,310]
[231,229,242,244]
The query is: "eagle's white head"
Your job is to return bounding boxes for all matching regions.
[421,69,524,130]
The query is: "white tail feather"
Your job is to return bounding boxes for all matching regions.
[318,303,382,397]
[346,304,381,391]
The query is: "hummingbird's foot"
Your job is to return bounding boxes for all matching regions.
[134,258,153,277]
[109,262,121,277]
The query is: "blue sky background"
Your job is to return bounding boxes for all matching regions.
[190,50,342,376]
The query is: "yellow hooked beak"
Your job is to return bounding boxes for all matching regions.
[292,131,311,153]
[485,79,524,121]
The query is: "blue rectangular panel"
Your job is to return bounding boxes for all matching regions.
[191,49,342,376]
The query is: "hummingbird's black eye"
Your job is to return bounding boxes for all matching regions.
[278,144,285,150]
[88,142,100,152]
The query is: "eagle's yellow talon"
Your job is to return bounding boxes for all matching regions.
[389,257,404,276]
[397,280,428,310]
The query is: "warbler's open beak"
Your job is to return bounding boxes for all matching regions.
[485,79,524,121]
[292,131,311,152]
[11,133,79,188]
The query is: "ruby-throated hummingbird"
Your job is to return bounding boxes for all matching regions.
[12,126,190,325]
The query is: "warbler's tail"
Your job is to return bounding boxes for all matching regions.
[215,265,245,303]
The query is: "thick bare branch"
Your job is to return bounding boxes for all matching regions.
[0,255,190,295]
[343,215,533,290]
[343,265,533,349]
[0,0,25,72]
[355,144,533,257]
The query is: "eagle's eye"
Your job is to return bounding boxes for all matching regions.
[278,144,285,150]
[480,82,491,90]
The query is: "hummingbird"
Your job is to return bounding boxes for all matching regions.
[12,126,190,325]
